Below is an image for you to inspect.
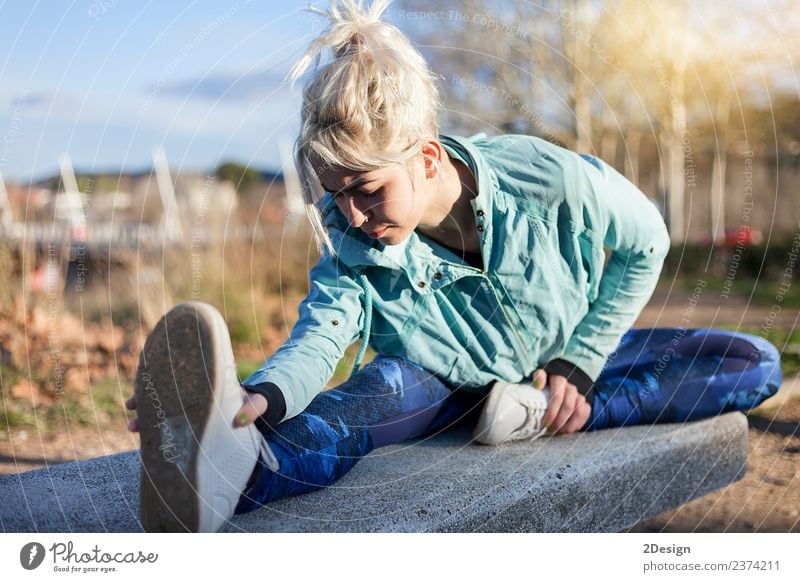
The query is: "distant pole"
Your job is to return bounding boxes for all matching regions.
[58,154,88,239]
[280,139,304,230]
[0,170,15,233]
[58,154,80,195]
[152,146,184,243]
[709,91,730,246]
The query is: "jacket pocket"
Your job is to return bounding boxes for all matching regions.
[439,350,470,388]
[398,293,431,343]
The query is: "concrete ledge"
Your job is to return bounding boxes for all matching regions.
[0,413,748,532]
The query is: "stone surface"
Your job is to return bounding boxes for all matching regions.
[0,413,748,533]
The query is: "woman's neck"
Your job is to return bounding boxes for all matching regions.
[416,151,481,253]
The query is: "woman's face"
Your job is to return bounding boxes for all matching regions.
[315,159,432,246]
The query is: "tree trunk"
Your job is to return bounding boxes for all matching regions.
[710,90,731,245]
[565,0,593,152]
[625,130,641,184]
[666,54,687,243]
[601,107,619,167]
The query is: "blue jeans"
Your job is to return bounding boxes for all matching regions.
[234,327,782,514]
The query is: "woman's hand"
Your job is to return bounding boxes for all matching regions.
[535,369,591,434]
[124,389,268,432]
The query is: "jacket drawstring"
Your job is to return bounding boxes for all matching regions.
[350,272,373,376]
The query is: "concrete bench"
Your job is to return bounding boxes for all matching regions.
[0,413,747,532]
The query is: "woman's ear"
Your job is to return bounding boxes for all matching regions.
[420,139,443,179]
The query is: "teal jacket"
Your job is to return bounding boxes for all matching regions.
[243,133,670,422]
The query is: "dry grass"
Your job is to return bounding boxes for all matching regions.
[0,219,374,435]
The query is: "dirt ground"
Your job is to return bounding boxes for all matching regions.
[1,285,798,532]
[630,375,800,532]
[0,415,137,476]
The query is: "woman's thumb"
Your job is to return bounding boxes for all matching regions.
[234,392,268,427]
[532,368,547,390]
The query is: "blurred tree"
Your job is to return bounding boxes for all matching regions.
[744,94,800,150]
[215,162,260,193]
[596,0,698,241]
[73,175,120,194]
[616,0,800,243]
[398,0,800,243]
[399,0,603,147]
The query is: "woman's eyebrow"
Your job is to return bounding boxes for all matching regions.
[320,177,371,196]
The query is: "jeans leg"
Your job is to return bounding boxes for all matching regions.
[234,355,479,513]
[585,327,783,431]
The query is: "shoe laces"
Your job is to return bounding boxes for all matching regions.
[511,398,549,441]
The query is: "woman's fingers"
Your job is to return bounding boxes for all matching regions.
[557,400,591,434]
[125,395,139,432]
[125,390,268,430]
[551,389,579,433]
[234,391,269,428]
[543,374,566,427]
[543,374,589,434]
[127,417,140,433]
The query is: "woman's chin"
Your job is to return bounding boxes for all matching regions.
[379,228,408,246]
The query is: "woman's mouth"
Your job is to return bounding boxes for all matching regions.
[367,226,389,238]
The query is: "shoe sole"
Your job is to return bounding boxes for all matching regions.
[136,302,220,532]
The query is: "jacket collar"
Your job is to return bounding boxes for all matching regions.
[438,133,499,263]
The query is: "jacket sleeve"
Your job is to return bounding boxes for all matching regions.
[241,252,365,421]
[558,153,671,381]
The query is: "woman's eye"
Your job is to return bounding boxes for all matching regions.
[331,186,381,199]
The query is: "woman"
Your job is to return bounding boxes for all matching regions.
[126,0,782,532]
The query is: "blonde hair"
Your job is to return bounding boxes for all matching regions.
[290,0,441,255]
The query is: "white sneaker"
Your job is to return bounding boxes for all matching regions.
[135,301,279,532]
[472,381,551,446]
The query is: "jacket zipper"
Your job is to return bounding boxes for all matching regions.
[486,276,536,375]
[459,261,536,376]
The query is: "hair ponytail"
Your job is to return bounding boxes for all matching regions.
[290,0,440,255]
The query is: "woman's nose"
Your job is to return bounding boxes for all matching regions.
[344,196,369,228]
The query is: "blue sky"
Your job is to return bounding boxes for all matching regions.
[1,1,792,182]
[0,1,339,181]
